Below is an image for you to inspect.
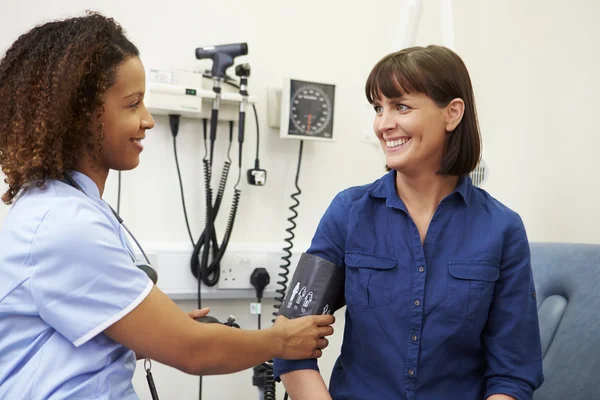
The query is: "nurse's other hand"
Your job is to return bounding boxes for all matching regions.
[188,307,210,319]
[272,315,335,360]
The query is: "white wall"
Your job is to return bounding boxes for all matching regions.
[1,0,599,399]
[415,0,600,244]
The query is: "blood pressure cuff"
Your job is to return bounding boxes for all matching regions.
[278,253,345,318]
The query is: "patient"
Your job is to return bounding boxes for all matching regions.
[273,45,544,400]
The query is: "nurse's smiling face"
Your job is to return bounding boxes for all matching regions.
[76,56,155,195]
[88,56,155,173]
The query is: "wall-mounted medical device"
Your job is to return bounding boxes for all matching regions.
[144,42,258,400]
[268,78,336,142]
[145,69,256,121]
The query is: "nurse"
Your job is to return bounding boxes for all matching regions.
[274,45,544,400]
[0,12,334,399]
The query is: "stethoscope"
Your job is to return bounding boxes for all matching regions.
[63,172,158,284]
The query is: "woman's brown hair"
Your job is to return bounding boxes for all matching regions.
[365,45,481,176]
[0,11,139,204]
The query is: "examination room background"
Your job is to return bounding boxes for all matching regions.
[1,0,598,399]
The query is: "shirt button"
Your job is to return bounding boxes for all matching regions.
[408,369,415,376]
[414,300,420,306]
[419,266,425,273]
[412,335,418,341]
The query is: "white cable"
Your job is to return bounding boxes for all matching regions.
[398,0,424,49]
[440,0,455,50]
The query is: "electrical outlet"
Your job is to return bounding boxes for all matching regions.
[219,266,241,288]
[217,251,269,290]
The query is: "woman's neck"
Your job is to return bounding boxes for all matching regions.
[395,170,459,214]
[75,158,108,197]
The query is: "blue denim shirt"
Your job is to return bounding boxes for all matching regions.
[274,170,544,400]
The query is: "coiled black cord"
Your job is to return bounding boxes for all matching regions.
[273,140,304,320]
[190,120,236,295]
[203,123,242,281]
[262,140,304,400]
[169,116,234,299]
[263,364,276,400]
[210,119,242,269]
[222,170,242,261]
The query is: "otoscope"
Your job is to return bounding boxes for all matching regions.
[195,42,248,159]
[193,42,248,289]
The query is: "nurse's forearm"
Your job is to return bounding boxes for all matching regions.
[136,327,279,373]
[281,370,332,400]
[105,286,334,376]
[487,395,516,400]
[107,288,281,375]
[184,324,284,375]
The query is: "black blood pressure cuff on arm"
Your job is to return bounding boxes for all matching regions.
[278,253,345,318]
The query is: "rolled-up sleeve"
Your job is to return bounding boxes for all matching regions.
[273,190,350,381]
[483,214,544,399]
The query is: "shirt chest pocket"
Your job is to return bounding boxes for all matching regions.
[447,261,500,330]
[345,253,396,310]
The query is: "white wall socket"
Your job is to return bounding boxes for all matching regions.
[217,248,303,295]
[218,250,270,290]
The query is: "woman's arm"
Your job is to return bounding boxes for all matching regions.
[281,370,332,400]
[487,395,516,400]
[105,286,335,375]
[482,215,544,399]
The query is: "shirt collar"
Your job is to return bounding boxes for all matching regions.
[454,174,472,205]
[368,169,472,209]
[65,170,101,199]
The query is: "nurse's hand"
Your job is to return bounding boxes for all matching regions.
[188,307,210,320]
[272,315,335,360]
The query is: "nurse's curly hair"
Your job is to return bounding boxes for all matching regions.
[0,11,139,204]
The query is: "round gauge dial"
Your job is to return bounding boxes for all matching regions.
[284,79,335,140]
[290,86,332,136]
